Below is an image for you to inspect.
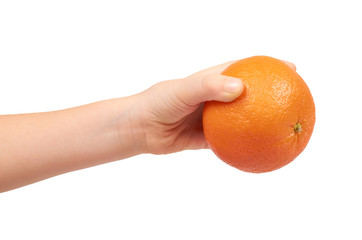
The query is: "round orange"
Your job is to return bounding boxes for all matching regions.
[203,56,315,173]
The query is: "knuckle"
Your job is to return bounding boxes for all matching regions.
[200,74,218,94]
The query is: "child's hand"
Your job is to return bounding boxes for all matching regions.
[131,61,244,154]
[130,60,296,154]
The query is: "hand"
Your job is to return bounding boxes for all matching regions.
[129,61,244,154]
[130,59,296,155]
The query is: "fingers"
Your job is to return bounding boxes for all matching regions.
[171,60,243,107]
[199,74,244,102]
[173,58,295,108]
[282,60,297,71]
[175,73,244,107]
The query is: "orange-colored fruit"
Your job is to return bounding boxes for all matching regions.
[203,56,315,173]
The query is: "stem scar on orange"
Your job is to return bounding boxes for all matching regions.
[202,56,316,173]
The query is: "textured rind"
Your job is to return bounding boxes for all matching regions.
[202,56,315,173]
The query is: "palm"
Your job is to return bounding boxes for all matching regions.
[143,81,207,154]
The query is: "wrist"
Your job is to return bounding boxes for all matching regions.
[113,94,148,158]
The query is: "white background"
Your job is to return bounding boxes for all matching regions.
[1,0,361,239]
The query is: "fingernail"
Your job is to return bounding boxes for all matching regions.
[224,78,242,93]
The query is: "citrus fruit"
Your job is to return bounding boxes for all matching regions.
[202,56,315,173]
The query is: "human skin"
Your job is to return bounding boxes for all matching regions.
[0,60,295,192]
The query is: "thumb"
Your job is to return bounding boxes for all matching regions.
[176,73,244,106]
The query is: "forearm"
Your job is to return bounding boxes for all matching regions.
[0,96,142,192]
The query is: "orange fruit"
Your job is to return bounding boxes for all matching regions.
[202,56,315,173]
